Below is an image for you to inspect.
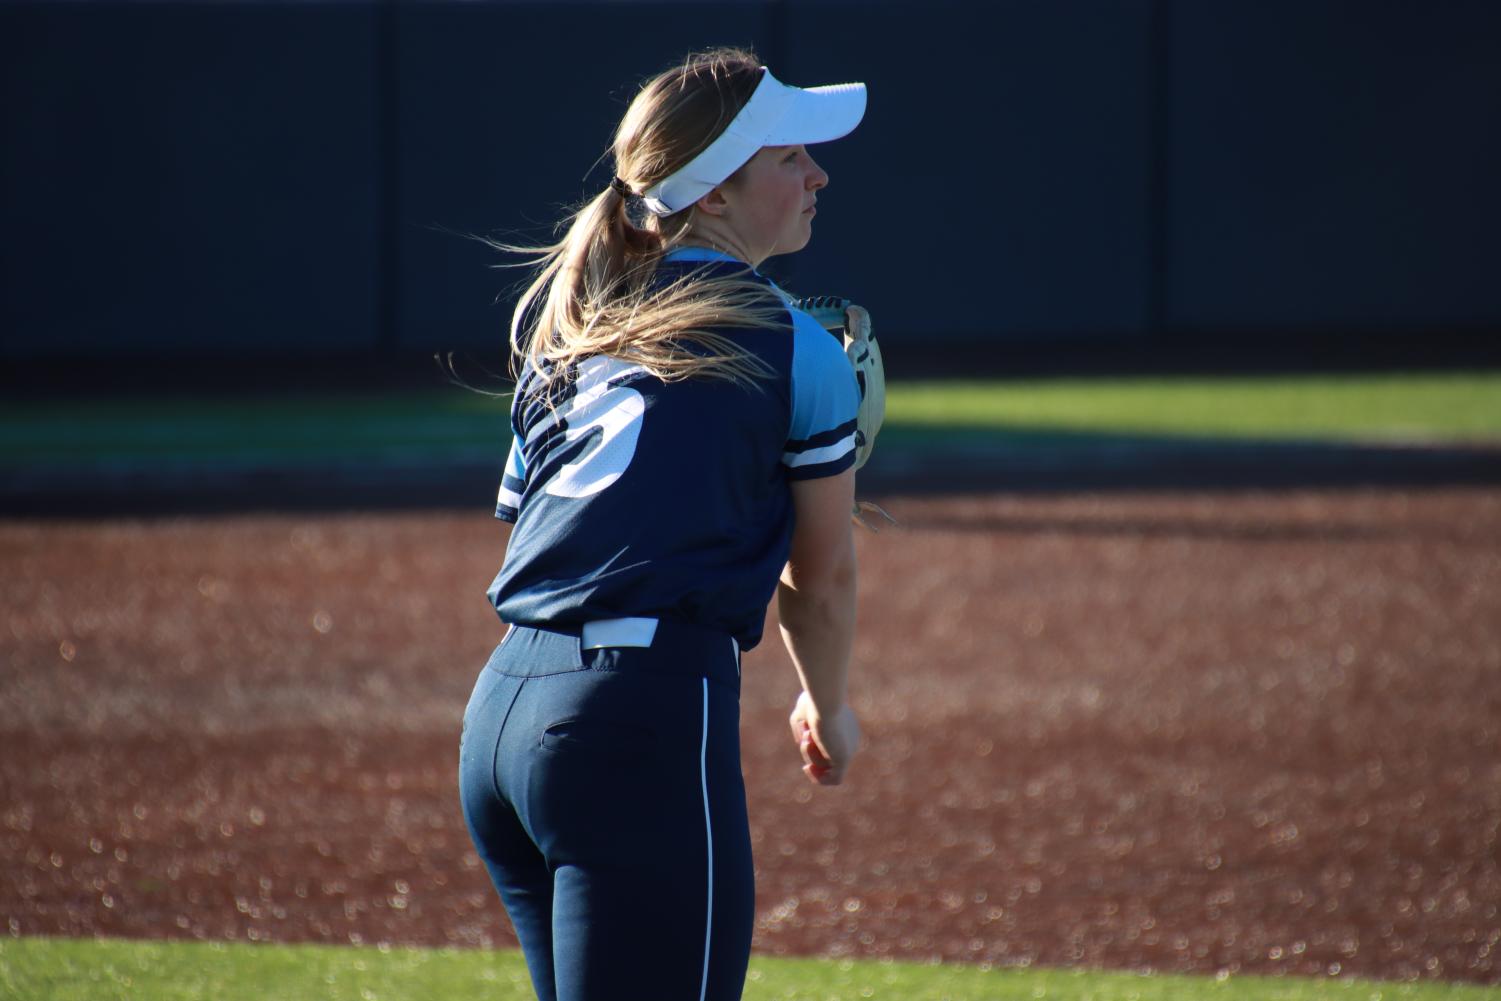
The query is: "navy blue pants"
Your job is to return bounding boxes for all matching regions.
[458,620,753,1001]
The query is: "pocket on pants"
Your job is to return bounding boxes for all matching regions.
[540,717,658,754]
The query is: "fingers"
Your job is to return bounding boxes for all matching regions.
[799,722,832,768]
[803,761,839,785]
[803,760,846,784]
[798,721,849,785]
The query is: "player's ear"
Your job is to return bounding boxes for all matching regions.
[695,185,731,218]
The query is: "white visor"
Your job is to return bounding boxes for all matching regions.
[640,67,866,217]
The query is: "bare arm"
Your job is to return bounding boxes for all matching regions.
[778,468,860,784]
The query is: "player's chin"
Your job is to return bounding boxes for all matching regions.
[784,221,814,254]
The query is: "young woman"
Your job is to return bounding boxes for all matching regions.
[457,47,867,1001]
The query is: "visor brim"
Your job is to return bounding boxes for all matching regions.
[764,82,867,147]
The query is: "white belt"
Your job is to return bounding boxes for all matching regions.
[577,616,741,668]
[580,616,660,650]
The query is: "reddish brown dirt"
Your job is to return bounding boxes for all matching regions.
[3,490,1499,984]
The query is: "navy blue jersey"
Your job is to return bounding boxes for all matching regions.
[487,247,859,650]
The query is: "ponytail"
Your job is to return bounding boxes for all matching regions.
[491,48,783,396]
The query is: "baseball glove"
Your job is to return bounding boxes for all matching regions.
[793,296,896,532]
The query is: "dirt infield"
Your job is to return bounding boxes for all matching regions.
[3,489,1499,984]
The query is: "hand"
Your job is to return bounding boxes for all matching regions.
[789,691,861,786]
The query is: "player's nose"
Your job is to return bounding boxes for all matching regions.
[806,153,828,190]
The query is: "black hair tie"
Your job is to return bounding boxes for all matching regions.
[609,176,635,199]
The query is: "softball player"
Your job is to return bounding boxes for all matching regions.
[457,47,868,1001]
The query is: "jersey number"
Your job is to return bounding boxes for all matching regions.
[545,356,645,498]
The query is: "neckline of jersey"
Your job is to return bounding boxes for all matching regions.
[662,246,755,270]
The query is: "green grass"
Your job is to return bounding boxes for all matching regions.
[1,372,1498,467]
[1,938,1495,1001]
[883,373,1501,444]
[0,392,510,465]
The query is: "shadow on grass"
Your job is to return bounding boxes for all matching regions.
[2,423,1498,518]
[860,424,1501,495]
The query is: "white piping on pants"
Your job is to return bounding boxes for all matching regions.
[698,678,713,1001]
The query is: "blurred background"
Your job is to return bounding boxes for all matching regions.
[3,0,1499,378]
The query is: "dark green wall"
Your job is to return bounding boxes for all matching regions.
[3,1,1497,361]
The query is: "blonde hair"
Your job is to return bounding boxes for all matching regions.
[496,47,787,393]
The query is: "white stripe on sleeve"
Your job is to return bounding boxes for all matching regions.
[782,433,856,468]
[496,484,523,511]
